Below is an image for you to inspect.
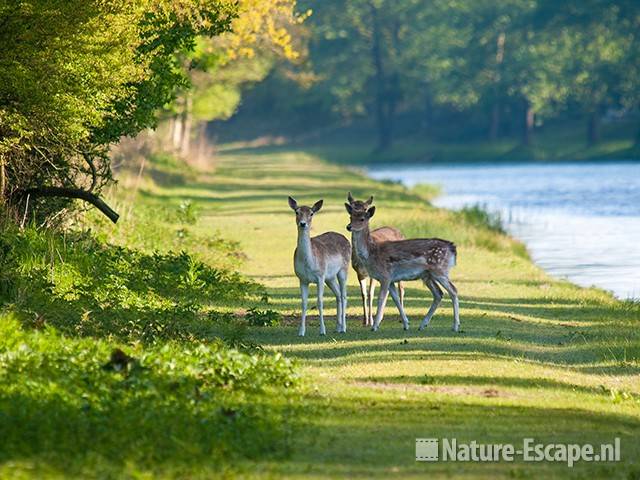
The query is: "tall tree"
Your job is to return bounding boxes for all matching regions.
[0,0,236,222]
[167,0,307,160]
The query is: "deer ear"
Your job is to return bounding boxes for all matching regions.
[365,195,374,206]
[345,202,353,214]
[347,192,355,204]
[367,206,376,218]
[312,199,323,212]
[288,196,298,210]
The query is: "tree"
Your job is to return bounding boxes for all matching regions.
[217,0,640,151]
[0,0,236,223]
[165,0,308,161]
[298,0,416,150]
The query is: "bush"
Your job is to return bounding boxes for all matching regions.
[0,219,301,476]
[246,308,282,327]
[0,225,263,343]
[0,314,299,476]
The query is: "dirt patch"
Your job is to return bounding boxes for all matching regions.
[352,381,512,398]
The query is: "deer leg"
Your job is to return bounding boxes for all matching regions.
[372,280,390,332]
[419,277,443,330]
[358,275,368,326]
[434,275,460,332]
[317,279,326,335]
[338,268,348,333]
[298,282,309,336]
[326,277,343,333]
[389,283,409,330]
[395,281,404,323]
[368,279,376,326]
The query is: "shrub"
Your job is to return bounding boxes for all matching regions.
[0,225,262,343]
[0,314,299,476]
[245,308,282,327]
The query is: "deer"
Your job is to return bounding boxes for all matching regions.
[288,196,351,336]
[345,201,460,332]
[347,193,405,327]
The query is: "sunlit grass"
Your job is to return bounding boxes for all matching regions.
[197,148,638,478]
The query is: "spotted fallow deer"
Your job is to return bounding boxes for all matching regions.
[345,203,460,332]
[347,193,405,327]
[289,197,351,336]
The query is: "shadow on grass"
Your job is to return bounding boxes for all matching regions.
[354,373,607,397]
[252,285,640,373]
[242,391,640,478]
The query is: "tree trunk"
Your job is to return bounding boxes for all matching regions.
[489,103,500,141]
[197,122,207,167]
[180,95,192,158]
[522,98,534,146]
[0,156,5,205]
[489,33,506,141]
[172,114,183,150]
[167,116,175,149]
[587,112,600,145]
[370,3,391,150]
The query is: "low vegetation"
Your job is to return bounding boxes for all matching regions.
[0,157,300,477]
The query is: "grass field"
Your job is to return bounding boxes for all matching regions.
[2,147,639,478]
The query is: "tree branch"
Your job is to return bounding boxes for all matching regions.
[82,151,98,192]
[20,187,119,223]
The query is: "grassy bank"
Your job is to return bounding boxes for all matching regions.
[1,147,639,478]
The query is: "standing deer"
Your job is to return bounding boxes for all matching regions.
[289,196,350,336]
[345,202,460,332]
[347,193,405,326]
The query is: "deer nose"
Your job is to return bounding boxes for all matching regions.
[346,224,352,231]
[299,221,307,228]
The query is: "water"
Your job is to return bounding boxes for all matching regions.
[369,161,640,299]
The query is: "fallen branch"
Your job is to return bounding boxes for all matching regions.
[20,187,119,223]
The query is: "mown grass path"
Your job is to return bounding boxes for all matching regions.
[149,148,639,478]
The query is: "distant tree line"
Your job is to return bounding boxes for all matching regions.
[229,0,640,150]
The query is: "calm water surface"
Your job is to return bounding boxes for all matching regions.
[369,161,640,299]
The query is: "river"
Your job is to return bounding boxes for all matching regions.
[369,161,640,300]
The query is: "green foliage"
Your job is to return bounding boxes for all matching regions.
[237,0,640,149]
[0,179,300,475]
[396,203,526,259]
[459,204,505,234]
[0,225,262,343]
[246,307,283,327]
[0,314,298,476]
[177,200,201,224]
[0,0,236,220]
[409,183,442,202]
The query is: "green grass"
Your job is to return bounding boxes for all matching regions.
[1,147,639,478]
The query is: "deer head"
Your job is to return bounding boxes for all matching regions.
[345,202,375,232]
[288,196,323,230]
[347,192,373,213]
